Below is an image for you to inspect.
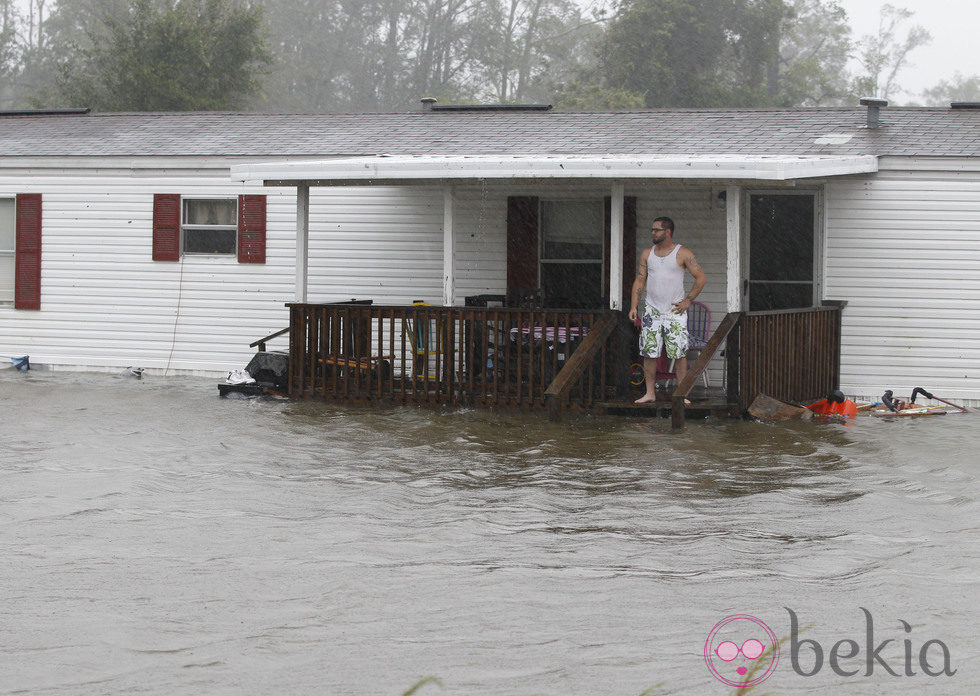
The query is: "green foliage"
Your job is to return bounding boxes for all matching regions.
[920,73,980,106]
[776,0,852,106]
[0,0,937,111]
[54,0,271,111]
[850,3,930,101]
[256,0,592,111]
[600,0,733,107]
[598,0,854,108]
[553,82,646,110]
[0,1,18,80]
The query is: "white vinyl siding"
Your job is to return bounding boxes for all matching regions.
[0,170,448,374]
[825,158,980,400]
[0,169,294,373]
[306,186,444,304]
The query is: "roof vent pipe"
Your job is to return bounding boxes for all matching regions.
[421,97,437,112]
[859,97,888,128]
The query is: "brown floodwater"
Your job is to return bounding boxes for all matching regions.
[1,370,977,695]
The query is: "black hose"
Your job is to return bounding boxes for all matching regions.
[881,390,899,412]
[910,387,934,403]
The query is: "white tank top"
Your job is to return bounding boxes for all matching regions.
[645,244,685,314]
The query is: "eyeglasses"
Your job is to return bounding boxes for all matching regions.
[714,639,766,661]
[651,227,667,232]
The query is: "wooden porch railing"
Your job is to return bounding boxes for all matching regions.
[726,301,846,414]
[286,303,623,410]
[545,313,618,421]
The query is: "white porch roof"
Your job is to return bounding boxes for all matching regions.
[231,153,878,185]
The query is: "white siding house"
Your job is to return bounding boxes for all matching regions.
[1,106,978,403]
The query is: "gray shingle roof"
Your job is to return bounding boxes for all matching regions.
[0,107,977,158]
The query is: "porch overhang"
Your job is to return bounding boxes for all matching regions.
[231,153,878,186]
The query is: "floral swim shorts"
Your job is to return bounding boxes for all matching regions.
[639,306,689,360]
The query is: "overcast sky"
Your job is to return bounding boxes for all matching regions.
[834,0,979,101]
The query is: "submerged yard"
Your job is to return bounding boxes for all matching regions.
[1,370,977,694]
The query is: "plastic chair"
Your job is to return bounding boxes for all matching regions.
[404,301,443,380]
[686,301,712,388]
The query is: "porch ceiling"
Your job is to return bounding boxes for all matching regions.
[231,153,878,186]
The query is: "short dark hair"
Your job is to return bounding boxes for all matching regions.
[653,216,674,234]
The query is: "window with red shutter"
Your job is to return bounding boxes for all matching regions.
[238,195,266,263]
[14,194,42,310]
[152,194,267,262]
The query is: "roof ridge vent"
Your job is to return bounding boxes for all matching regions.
[423,102,552,113]
[859,97,888,128]
[950,102,980,109]
[0,108,91,117]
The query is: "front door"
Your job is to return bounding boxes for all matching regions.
[745,193,817,311]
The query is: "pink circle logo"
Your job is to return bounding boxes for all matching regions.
[704,615,779,687]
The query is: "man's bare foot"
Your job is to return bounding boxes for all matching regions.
[634,394,658,404]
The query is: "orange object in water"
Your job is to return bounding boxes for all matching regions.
[807,398,858,418]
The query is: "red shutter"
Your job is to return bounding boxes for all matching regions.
[623,196,637,305]
[603,196,638,306]
[237,194,266,263]
[152,194,181,261]
[506,196,538,293]
[14,193,42,310]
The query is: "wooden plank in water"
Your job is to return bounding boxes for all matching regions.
[747,393,813,422]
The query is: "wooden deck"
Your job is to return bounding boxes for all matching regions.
[598,387,736,419]
[282,301,846,428]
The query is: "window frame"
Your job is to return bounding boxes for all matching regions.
[180,196,238,256]
[0,196,15,304]
[538,198,605,308]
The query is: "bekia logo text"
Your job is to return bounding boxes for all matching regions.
[788,607,955,678]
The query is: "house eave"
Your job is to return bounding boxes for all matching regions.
[231,154,880,186]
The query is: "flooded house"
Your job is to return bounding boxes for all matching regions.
[1,101,978,419]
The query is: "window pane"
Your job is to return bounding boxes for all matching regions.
[184,199,236,226]
[184,229,237,254]
[541,200,603,259]
[0,254,14,301]
[0,199,15,250]
[541,262,603,309]
[749,282,813,311]
[749,195,814,281]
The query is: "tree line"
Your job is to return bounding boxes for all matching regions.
[0,0,975,112]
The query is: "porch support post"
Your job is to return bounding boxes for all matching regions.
[296,183,310,302]
[725,185,742,312]
[609,182,625,310]
[442,184,455,306]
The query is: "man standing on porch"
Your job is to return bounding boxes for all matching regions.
[628,217,707,404]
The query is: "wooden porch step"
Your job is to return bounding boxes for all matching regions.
[597,397,737,419]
